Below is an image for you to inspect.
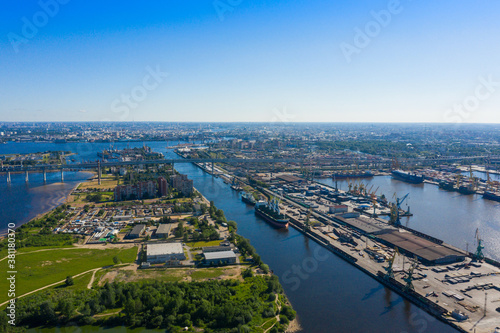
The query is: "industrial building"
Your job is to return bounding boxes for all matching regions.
[146,242,186,264]
[203,250,237,266]
[156,223,172,238]
[128,224,146,239]
[376,230,466,265]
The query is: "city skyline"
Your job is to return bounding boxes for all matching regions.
[1,1,500,123]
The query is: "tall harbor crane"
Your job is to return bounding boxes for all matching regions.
[473,228,485,262]
[392,193,409,226]
[384,247,399,279]
[403,257,418,292]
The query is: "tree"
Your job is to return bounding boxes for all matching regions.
[65,275,74,286]
[113,256,120,265]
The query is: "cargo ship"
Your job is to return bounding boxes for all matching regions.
[438,180,455,191]
[457,184,476,195]
[391,170,425,184]
[483,191,500,202]
[254,197,289,229]
[332,171,374,179]
[241,192,256,205]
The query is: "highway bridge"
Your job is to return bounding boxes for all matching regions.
[1,155,496,184]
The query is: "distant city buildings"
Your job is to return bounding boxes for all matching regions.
[114,174,192,201]
[114,180,157,201]
[158,176,169,197]
[171,174,194,196]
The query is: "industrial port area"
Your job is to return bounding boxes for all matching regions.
[174,139,500,333]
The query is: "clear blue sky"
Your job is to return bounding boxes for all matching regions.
[1,0,499,123]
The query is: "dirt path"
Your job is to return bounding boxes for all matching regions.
[0,268,99,308]
[262,297,283,333]
[0,247,84,262]
[87,268,101,289]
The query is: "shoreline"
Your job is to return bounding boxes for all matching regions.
[0,171,93,238]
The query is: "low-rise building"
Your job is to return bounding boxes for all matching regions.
[203,250,237,266]
[128,224,146,239]
[147,242,186,263]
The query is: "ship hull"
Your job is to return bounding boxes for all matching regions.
[241,195,256,206]
[255,208,289,229]
[483,191,500,202]
[332,172,374,179]
[391,171,424,184]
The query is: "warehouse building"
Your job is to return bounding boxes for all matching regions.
[203,250,237,266]
[376,230,466,265]
[128,224,146,239]
[146,242,186,264]
[156,224,172,238]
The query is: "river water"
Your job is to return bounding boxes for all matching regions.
[3,141,497,332]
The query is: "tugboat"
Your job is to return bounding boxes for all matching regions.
[254,197,289,229]
[241,192,256,205]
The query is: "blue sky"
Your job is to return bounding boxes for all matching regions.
[1,0,499,123]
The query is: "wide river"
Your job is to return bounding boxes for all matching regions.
[2,141,498,333]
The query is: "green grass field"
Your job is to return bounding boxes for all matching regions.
[186,240,222,248]
[0,246,138,304]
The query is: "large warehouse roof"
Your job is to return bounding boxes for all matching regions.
[204,250,236,260]
[376,230,465,263]
[147,242,183,256]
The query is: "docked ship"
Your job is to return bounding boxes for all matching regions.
[254,197,289,229]
[332,171,374,179]
[241,192,256,205]
[391,170,425,184]
[438,180,455,191]
[457,184,476,195]
[483,191,500,202]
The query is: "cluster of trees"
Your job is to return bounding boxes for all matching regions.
[85,193,103,202]
[3,277,293,332]
[235,235,269,273]
[316,140,419,158]
[172,201,195,213]
[190,217,220,242]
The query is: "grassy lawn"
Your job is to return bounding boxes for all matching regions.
[186,240,222,248]
[190,268,225,280]
[0,246,138,304]
[53,270,94,291]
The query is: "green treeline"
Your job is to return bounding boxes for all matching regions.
[1,277,295,333]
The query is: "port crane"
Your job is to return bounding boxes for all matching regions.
[473,228,485,262]
[303,207,312,232]
[392,193,409,226]
[403,257,418,292]
[383,247,399,279]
